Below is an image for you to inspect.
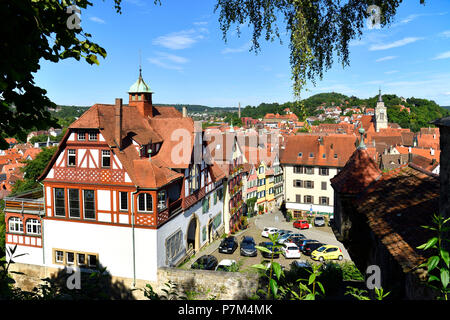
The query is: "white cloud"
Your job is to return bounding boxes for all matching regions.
[89,16,105,24]
[147,52,188,71]
[193,21,208,26]
[375,56,397,62]
[439,30,450,38]
[221,42,251,54]
[385,70,399,75]
[153,29,205,50]
[369,37,424,51]
[432,51,450,60]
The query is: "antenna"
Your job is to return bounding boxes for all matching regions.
[139,49,142,78]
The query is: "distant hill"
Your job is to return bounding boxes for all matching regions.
[239,92,449,132]
[154,104,237,114]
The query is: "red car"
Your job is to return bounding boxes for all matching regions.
[293,219,310,229]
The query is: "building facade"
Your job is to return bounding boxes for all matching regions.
[4,73,225,283]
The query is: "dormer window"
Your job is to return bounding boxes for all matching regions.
[298,152,303,157]
[77,131,86,141]
[88,131,97,141]
[309,152,314,158]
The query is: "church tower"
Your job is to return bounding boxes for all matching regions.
[374,89,388,132]
[128,67,154,118]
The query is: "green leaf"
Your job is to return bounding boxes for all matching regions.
[417,237,438,250]
[427,256,440,272]
[255,245,271,254]
[440,249,450,268]
[269,278,278,297]
[441,269,449,289]
[251,264,269,271]
[428,275,440,283]
[308,273,316,285]
[304,293,315,300]
[272,262,282,280]
[316,282,325,295]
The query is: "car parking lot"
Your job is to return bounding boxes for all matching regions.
[184,209,351,272]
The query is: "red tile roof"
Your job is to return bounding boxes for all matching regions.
[280,134,357,167]
[330,148,382,194]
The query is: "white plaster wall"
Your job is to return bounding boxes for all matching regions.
[43,219,158,281]
[97,190,111,211]
[5,243,43,266]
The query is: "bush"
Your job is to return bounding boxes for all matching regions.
[341,262,364,281]
[318,262,343,296]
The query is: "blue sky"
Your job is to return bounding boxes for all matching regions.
[34,0,450,108]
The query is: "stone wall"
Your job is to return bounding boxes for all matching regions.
[8,263,259,300]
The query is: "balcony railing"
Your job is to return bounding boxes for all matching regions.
[4,188,44,215]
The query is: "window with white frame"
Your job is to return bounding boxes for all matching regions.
[77,131,86,141]
[101,150,111,167]
[9,217,23,233]
[54,188,66,217]
[68,189,80,218]
[66,252,75,265]
[88,131,97,141]
[68,149,76,167]
[138,193,153,212]
[55,250,64,263]
[83,190,95,219]
[166,229,183,262]
[26,219,41,235]
[119,192,128,211]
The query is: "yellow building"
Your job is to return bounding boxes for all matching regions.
[255,161,276,212]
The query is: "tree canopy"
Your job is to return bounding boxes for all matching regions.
[214,0,426,97]
[0,0,123,149]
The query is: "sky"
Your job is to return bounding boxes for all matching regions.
[34,0,450,108]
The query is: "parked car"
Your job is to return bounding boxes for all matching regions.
[215,259,237,272]
[277,229,293,237]
[290,259,312,270]
[289,260,313,280]
[261,227,279,238]
[191,255,218,270]
[258,242,281,258]
[277,233,294,244]
[240,236,257,257]
[296,239,320,251]
[286,233,306,244]
[293,219,310,229]
[314,216,326,227]
[218,236,238,254]
[282,243,301,259]
[311,245,344,262]
[302,242,325,256]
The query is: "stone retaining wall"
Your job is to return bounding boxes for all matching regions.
[8,263,259,300]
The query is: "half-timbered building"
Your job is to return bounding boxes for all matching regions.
[4,71,225,283]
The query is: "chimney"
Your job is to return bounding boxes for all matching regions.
[431,148,435,156]
[182,106,187,118]
[115,98,123,150]
[238,102,241,118]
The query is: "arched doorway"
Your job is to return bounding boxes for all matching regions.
[187,215,199,252]
[207,219,214,243]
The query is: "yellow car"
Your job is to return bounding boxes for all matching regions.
[311,245,344,262]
